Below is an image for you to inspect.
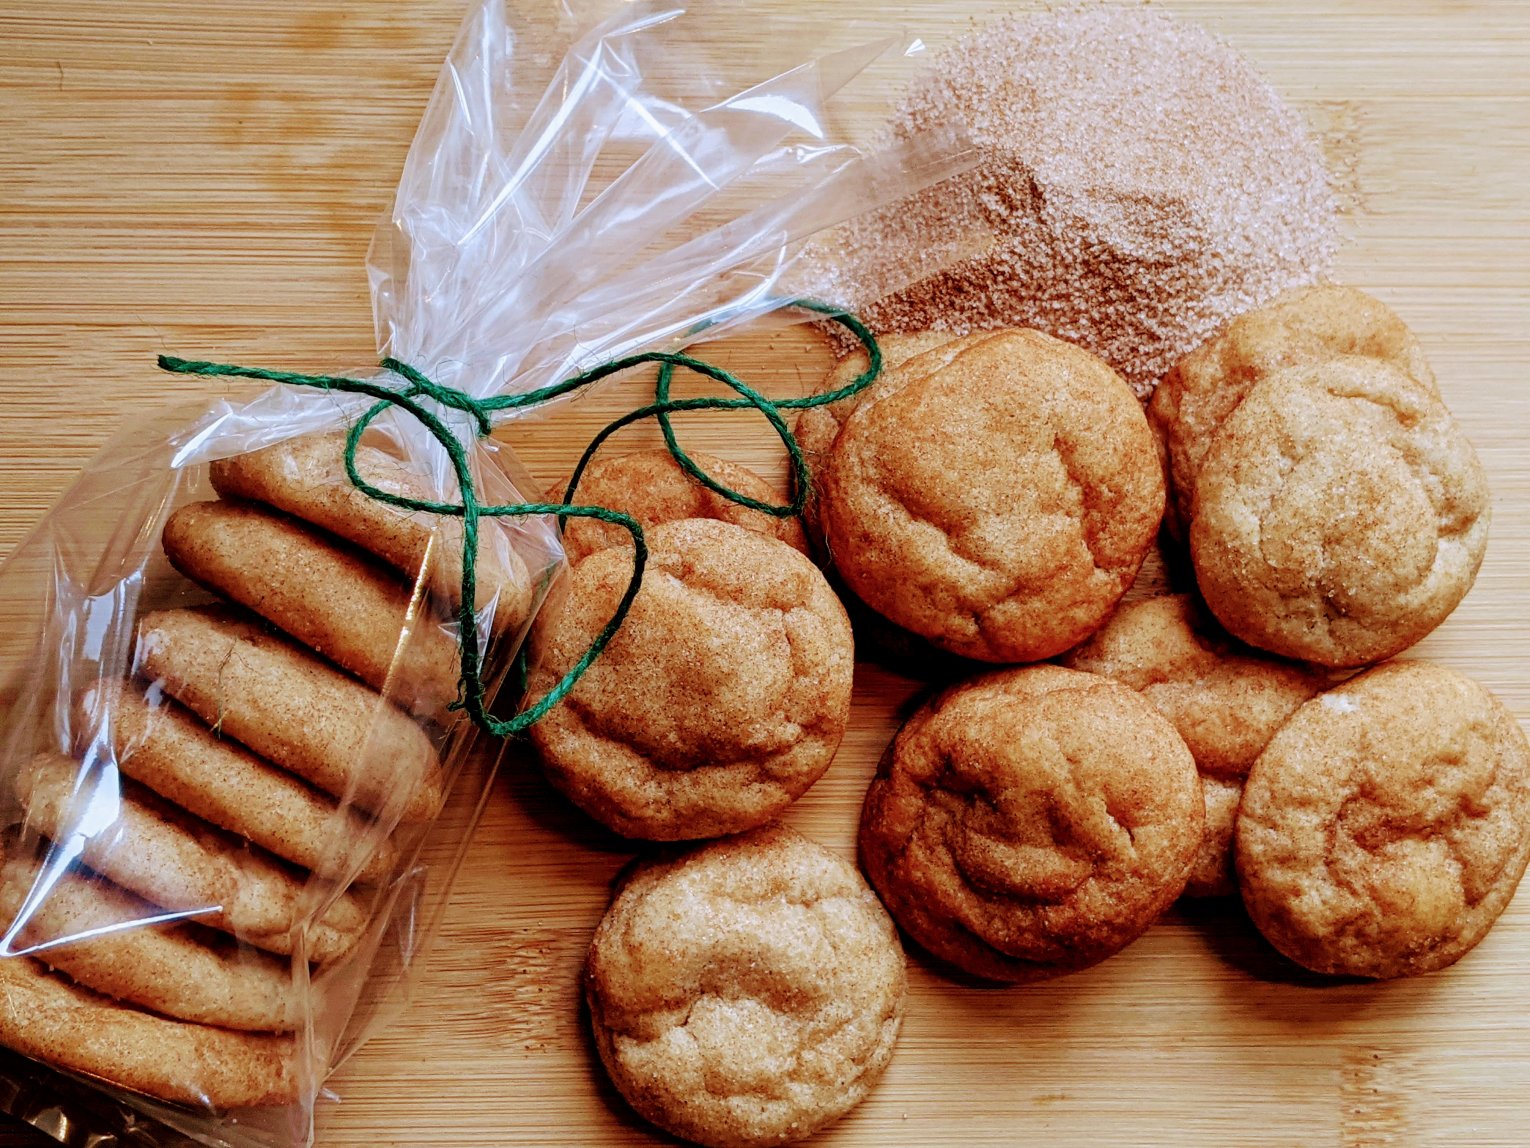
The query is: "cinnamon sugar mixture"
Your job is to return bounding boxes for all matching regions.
[807,6,1338,395]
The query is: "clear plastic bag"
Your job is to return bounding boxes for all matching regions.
[0,2,967,1145]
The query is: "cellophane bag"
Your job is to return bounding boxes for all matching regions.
[0,1,968,1145]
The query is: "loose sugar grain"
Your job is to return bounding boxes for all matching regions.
[805,6,1338,395]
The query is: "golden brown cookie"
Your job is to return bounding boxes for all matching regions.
[0,955,296,1109]
[527,519,853,840]
[162,499,461,716]
[80,682,395,884]
[210,431,533,635]
[859,665,1202,981]
[16,753,366,963]
[550,448,807,565]
[820,329,1164,663]
[135,608,443,823]
[0,845,297,1032]
[585,824,906,1148]
[1149,284,1438,533]
[1189,356,1489,666]
[1236,661,1530,979]
[1060,594,1329,896]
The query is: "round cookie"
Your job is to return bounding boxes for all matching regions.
[1189,356,1489,666]
[1149,283,1438,533]
[859,665,1202,981]
[585,824,906,1148]
[1061,594,1330,896]
[550,448,808,565]
[1236,661,1530,979]
[526,519,853,840]
[820,329,1164,663]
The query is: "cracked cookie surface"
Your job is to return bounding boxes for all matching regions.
[585,824,906,1148]
[1149,284,1437,534]
[859,665,1202,981]
[1061,594,1330,896]
[1189,356,1489,666]
[527,519,853,840]
[821,329,1164,663]
[1236,660,1530,979]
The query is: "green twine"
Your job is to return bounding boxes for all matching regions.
[158,300,881,738]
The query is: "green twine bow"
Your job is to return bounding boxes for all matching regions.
[158,299,881,738]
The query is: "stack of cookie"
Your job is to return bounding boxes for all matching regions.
[523,450,905,1148]
[791,284,1528,993]
[0,431,533,1110]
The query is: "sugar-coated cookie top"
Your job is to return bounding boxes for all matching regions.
[585,824,906,1148]
[821,329,1164,663]
[1237,661,1530,979]
[527,519,853,840]
[1189,355,1488,666]
[860,665,1202,981]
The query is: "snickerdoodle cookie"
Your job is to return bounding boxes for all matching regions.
[550,448,807,565]
[1237,661,1530,979]
[0,955,295,1109]
[162,500,461,716]
[1062,595,1329,896]
[526,519,853,840]
[1149,284,1437,532]
[1189,356,1489,666]
[585,824,905,1148]
[820,329,1164,663]
[859,665,1202,981]
[16,753,366,963]
[211,431,533,635]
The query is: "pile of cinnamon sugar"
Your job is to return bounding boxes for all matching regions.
[808,6,1338,395]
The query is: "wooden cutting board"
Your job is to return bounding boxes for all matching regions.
[2,2,1529,1145]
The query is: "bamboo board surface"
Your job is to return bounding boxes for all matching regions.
[2,1,1529,1145]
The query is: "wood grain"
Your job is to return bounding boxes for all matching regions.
[2,1,1529,1146]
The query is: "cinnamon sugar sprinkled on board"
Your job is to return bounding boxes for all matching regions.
[806,6,1338,396]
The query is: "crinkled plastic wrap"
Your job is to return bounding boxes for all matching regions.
[0,2,967,1146]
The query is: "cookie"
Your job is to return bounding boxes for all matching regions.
[162,499,461,716]
[80,682,395,884]
[1236,661,1530,979]
[1149,284,1438,533]
[17,753,366,963]
[585,824,905,1148]
[0,844,297,1032]
[859,665,1202,981]
[550,448,808,565]
[1189,356,1489,666]
[210,431,533,635]
[0,955,295,1109]
[820,329,1164,663]
[527,519,853,840]
[1060,594,1329,896]
[135,608,444,823]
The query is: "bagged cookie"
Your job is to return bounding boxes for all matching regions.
[0,2,966,1144]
